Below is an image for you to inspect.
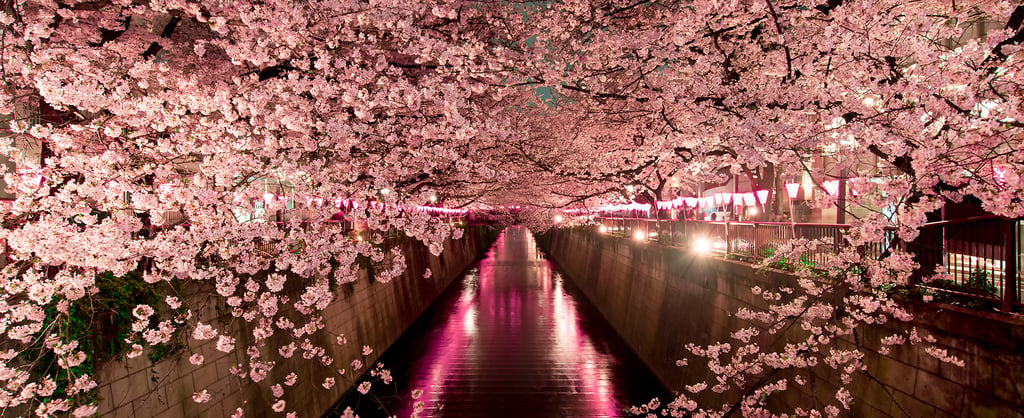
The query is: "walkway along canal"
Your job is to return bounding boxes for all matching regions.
[325,226,667,417]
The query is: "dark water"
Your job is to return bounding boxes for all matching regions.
[324,226,667,418]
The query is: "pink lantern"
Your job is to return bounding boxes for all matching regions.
[848,178,862,196]
[823,180,840,197]
[755,190,769,204]
[263,193,275,204]
[784,183,800,199]
[743,192,756,206]
[722,192,733,205]
[714,192,723,205]
[684,197,698,207]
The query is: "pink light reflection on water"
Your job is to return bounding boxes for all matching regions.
[412,264,480,412]
[395,227,629,417]
[380,228,638,418]
[549,265,618,417]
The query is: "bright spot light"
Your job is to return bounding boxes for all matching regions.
[554,215,564,223]
[633,230,646,241]
[694,237,712,255]
[747,207,758,216]
[598,225,608,233]
[429,195,437,203]
[380,188,390,195]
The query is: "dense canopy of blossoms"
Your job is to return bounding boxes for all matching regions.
[0,0,1022,416]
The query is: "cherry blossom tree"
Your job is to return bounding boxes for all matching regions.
[492,0,1023,415]
[0,0,510,415]
[0,0,1022,416]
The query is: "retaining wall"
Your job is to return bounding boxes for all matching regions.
[94,226,498,418]
[537,228,1024,417]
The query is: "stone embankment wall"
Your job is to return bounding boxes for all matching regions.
[538,228,1024,417]
[94,226,498,418]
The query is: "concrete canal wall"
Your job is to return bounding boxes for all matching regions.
[538,227,1024,417]
[93,226,499,418]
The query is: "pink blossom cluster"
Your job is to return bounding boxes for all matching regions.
[2,0,1021,415]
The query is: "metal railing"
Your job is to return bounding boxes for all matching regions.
[908,216,1021,311]
[599,217,849,261]
[596,216,1022,311]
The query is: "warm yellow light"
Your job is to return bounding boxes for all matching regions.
[598,225,608,233]
[633,230,646,241]
[694,237,712,255]
[554,215,564,223]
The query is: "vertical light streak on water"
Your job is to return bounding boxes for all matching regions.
[326,226,666,417]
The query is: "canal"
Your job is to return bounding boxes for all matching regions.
[324,226,667,417]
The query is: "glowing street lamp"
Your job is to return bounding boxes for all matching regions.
[693,237,712,255]
[633,230,646,241]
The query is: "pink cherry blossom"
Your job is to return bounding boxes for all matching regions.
[284,373,298,386]
[216,336,236,353]
[272,400,286,413]
[357,382,372,395]
[192,390,211,404]
[192,323,218,341]
[0,0,1019,415]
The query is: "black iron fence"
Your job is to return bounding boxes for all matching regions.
[908,216,1021,311]
[595,216,1022,311]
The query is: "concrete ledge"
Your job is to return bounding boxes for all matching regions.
[94,226,499,418]
[537,227,1024,417]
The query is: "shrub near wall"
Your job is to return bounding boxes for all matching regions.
[537,228,1024,417]
[91,226,498,418]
